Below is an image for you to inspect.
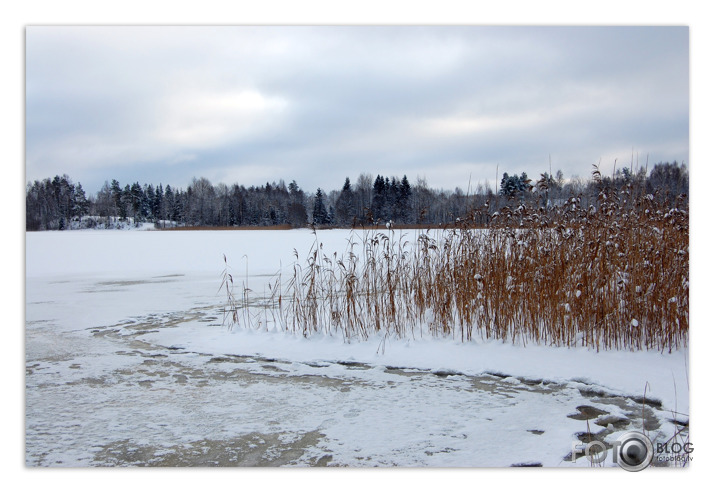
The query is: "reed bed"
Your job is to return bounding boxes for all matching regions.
[222,182,688,352]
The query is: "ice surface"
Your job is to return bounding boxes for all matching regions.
[25,229,690,467]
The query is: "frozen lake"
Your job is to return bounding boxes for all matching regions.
[25,229,689,467]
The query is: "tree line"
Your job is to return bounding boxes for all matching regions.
[25,161,688,231]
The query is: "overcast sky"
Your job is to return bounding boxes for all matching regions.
[25,25,689,195]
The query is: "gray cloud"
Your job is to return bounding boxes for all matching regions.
[25,26,688,194]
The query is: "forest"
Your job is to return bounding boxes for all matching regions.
[25,161,688,231]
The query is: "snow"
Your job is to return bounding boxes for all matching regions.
[145,323,688,415]
[25,229,690,469]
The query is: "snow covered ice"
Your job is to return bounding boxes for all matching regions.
[25,229,689,467]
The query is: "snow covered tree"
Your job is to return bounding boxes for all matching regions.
[312,188,329,225]
[647,161,688,198]
[108,179,126,220]
[370,175,387,222]
[287,180,307,226]
[354,173,373,224]
[93,181,115,224]
[121,184,133,221]
[334,177,355,226]
[499,172,532,199]
[397,175,412,223]
[153,184,164,221]
[129,182,145,222]
[144,184,156,221]
[72,182,90,219]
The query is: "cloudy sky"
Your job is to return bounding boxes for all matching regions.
[25,25,688,195]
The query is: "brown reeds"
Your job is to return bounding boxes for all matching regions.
[223,182,688,352]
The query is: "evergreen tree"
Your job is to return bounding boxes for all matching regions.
[398,175,412,223]
[130,182,145,222]
[122,184,133,221]
[145,184,156,220]
[312,188,329,225]
[50,175,72,227]
[108,180,124,220]
[386,176,399,220]
[163,185,174,221]
[287,180,307,226]
[499,172,531,199]
[153,184,164,221]
[72,182,90,219]
[335,177,355,226]
[371,175,387,222]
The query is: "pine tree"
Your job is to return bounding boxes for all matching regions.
[122,184,133,221]
[108,179,122,220]
[72,183,90,219]
[500,172,531,199]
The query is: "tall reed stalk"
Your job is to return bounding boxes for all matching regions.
[223,182,688,352]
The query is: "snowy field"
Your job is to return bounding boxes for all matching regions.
[25,228,690,468]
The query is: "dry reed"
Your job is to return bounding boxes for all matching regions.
[223,179,688,352]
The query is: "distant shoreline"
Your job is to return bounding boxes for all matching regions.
[158,223,484,232]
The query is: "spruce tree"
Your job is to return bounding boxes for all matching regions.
[398,175,412,223]
[312,188,329,225]
[335,177,355,226]
[371,175,386,222]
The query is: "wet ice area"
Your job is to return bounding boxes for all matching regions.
[25,277,679,467]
